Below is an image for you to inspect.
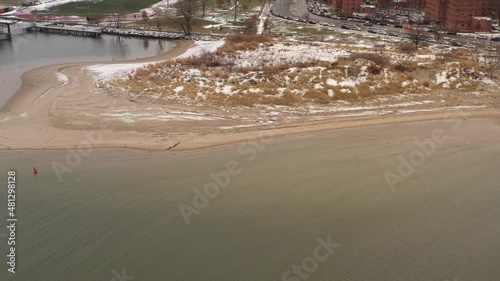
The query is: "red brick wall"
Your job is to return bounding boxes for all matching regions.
[341,0,364,15]
[471,17,492,32]
[402,0,426,11]
[425,0,497,31]
[443,0,495,31]
[332,0,364,15]
[425,0,448,24]
[376,0,391,9]
[332,0,344,13]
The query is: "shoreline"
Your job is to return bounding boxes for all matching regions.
[1,107,498,152]
[0,40,195,113]
[0,39,499,152]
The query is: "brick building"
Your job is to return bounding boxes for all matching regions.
[376,0,392,8]
[471,16,493,32]
[398,0,427,11]
[425,0,499,31]
[332,0,497,30]
[332,0,366,15]
[424,0,447,24]
[375,0,426,10]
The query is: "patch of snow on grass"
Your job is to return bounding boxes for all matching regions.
[178,40,225,59]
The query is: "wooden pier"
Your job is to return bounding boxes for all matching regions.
[35,24,102,38]
[0,19,13,40]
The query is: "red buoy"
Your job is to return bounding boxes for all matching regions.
[34,167,38,175]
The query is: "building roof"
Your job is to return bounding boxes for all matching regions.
[472,17,492,20]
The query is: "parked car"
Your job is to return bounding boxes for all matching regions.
[446,31,458,35]
[485,46,497,52]
[477,35,487,40]
[491,37,500,42]
[368,29,377,34]
[464,44,476,49]
[394,24,403,28]
[341,25,350,29]
[319,21,328,26]
[377,30,388,35]
[451,41,462,46]
[439,40,450,45]
[327,23,336,27]
[353,26,361,31]
[308,20,316,24]
[388,32,398,37]
[363,23,373,27]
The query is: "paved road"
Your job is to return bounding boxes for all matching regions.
[272,0,500,50]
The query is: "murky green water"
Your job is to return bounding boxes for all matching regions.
[0,118,499,281]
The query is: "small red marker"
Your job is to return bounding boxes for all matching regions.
[33,167,39,175]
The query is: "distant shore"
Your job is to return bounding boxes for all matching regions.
[0,39,499,152]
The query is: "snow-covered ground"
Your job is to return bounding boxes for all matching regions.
[93,36,497,113]
[177,40,225,58]
[85,40,225,81]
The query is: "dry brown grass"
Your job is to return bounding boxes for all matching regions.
[109,38,499,108]
[399,43,417,54]
[350,52,391,67]
[217,34,272,53]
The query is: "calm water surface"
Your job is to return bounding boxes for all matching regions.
[0,31,174,106]
[0,118,499,281]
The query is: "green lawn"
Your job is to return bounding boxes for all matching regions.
[0,0,19,7]
[34,0,263,16]
[37,0,160,15]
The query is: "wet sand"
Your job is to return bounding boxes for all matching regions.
[1,117,499,281]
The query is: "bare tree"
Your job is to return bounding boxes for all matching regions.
[303,12,309,22]
[111,2,125,28]
[488,0,499,20]
[112,13,125,28]
[243,14,259,34]
[201,0,209,17]
[176,0,200,35]
[264,17,273,35]
[233,0,240,20]
[409,26,428,49]
[87,15,104,26]
[430,25,443,42]
[485,45,500,67]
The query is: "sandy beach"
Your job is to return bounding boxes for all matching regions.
[0,38,499,152]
